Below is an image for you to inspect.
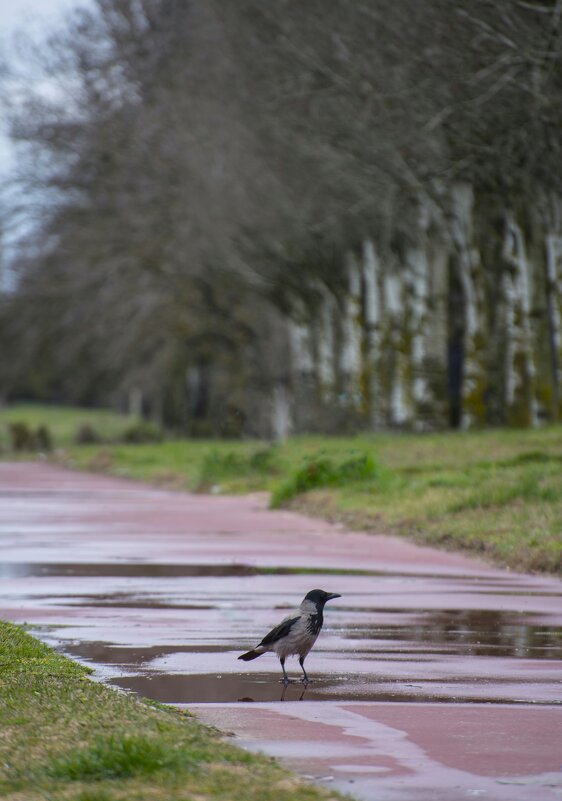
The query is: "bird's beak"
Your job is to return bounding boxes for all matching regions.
[326,593,341,601]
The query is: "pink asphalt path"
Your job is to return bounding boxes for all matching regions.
[1,461,561,801]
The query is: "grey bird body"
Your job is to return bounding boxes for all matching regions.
[238,589,341,683]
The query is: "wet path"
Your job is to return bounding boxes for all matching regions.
[1,462,561,800]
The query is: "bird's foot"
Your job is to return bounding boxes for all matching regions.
[301,677,312,684]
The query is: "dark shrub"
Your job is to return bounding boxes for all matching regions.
[9,422,35,452]
[74,423,102,444]
[122,422,163,444]
[35,425,53,452]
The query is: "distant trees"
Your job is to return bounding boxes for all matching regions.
[1,0,561,434]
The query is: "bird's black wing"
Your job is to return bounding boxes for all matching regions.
[259,615,301,647]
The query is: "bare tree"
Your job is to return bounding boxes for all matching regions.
[1,0,560,431]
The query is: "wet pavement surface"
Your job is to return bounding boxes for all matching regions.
[1,462,561,800]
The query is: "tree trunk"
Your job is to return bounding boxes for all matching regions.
[362,239,383,428]
[502,212,538,426]
[339,252,363,409]
[450,184,486,428]
[315,284,336,400]
[405,200,432,429]
[545,233,562,416]
[128,386,143,418]
[384,268,409,426]
[271,381,291,441]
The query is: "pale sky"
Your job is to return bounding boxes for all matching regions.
[0,0,76,32]
[0,0,84,174]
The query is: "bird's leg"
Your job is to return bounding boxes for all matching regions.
[299,656,310,684]
[279,657,290,684]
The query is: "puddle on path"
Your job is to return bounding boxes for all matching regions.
[1,562,261,578]
[60,641,224,665]
[6,560,560,592]
[55,594,216,610]
[9,557,562,710]
[51,603,562,708]
[343,609,562,660]
[52,604,562,661]
[108,672,561,706]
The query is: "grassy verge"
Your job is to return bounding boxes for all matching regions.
[0,404,561,573]
[0,621,341,801]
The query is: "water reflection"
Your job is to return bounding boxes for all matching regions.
[7,560,556,588]
[0,562,260,578]
[109,673,339,703]
[60,641,225,666]
[344,609,562,660]
[59,593,215,610]
[109,672,559,705]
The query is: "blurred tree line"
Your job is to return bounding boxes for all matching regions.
[1,0,561,436]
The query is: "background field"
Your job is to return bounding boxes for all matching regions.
[1,404,560,573]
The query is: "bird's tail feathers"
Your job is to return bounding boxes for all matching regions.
[238,647,265,661]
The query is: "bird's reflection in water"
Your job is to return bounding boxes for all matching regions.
[281,682,308,702]
[238,683,309,703]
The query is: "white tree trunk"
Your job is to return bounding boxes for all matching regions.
[315,284,336,399]
[384,268,409,425]
[289,302,314,375]
[405,200,433,427]
[425,241,449,362]
[451,183,486,428]
[128,386,143,418]
[502,212,538,426]
[271,382,291,441]
[340,252,363,408]
[545,233,562,408]
[362,239,383,427]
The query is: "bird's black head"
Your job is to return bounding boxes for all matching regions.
[304,589,341,608]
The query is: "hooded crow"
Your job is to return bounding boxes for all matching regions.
[238,589,341,683]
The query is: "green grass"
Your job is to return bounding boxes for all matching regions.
[0,621,341,801]
[270,452,388,507]
[1,404,561,573]
[66,440,280,491]
[47,734,197,781]
[198,445,281,490]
